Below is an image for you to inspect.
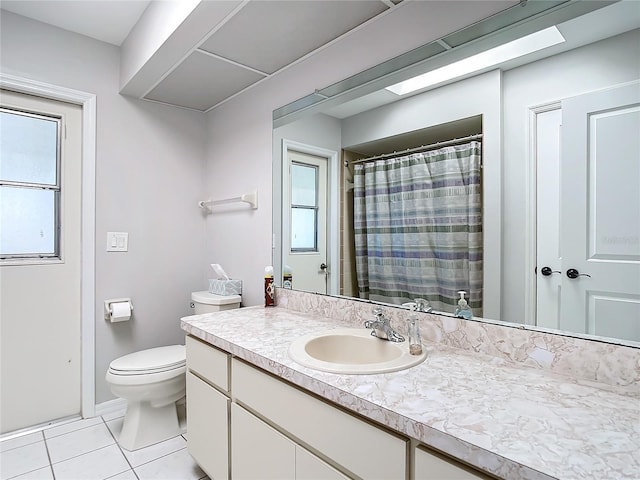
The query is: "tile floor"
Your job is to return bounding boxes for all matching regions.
[0,409,208,480]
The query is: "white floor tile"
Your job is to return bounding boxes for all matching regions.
[52,444,130,480]
[43,416,103,439]
[105,470,138,480]
[10,465,54,479]
[0,431,44,453]
[134,448,204,480]
[122,435,186,468]
[0,441,50,480]
[46,423,115,464]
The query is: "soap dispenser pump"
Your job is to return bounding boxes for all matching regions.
[454,291,473,320]
[407,304,423,355]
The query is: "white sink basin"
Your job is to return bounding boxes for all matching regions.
[288,328,427,374]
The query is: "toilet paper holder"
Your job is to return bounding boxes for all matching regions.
[104,298,134,321]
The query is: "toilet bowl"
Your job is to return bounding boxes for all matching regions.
[105,345,186,451]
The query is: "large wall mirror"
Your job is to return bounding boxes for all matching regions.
[273,1,640,346]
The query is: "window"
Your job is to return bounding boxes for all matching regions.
[0,107,61,260]
[290,162,318,252]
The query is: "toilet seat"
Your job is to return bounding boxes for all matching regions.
[107,345,186,385]
[109,345,185,375]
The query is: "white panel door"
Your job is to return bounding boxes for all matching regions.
[1,90,82,433]
[560,82,640,341]
[283,150,328,294]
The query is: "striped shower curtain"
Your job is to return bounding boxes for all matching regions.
[353,141,483,315]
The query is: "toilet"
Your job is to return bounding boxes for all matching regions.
[105,291,240,451]
[106,345,186,451]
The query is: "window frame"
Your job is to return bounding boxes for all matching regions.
[290,161,319,253]
[0,106,62,262]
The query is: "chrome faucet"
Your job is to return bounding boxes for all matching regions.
[364,307,405,342]
[414,298,433,313]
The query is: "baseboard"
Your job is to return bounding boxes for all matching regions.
[1,415,81,441]
[94,398,127,418]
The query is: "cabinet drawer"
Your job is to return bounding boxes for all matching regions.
[186,335,229,391]
[232,358,407,479]
[415,445,492,480]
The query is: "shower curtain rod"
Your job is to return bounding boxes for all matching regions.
[346,133,483,166]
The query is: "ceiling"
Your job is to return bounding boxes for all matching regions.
[144,0,395,111]
[0,0,150,46]
[0,0,401,111]
[1,0,524,112]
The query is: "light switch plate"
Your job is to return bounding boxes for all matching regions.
[107,232,128,252]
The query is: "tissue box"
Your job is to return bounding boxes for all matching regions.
[208,279,242,296]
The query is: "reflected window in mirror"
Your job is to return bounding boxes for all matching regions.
[291,162,319,252]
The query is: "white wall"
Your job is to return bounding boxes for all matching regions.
[1,12,208,403]
[501,29,640,324]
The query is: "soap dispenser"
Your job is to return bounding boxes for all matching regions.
[407,304,423,356]
[454,291,473,320]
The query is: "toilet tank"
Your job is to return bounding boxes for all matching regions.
[191,291,241,314]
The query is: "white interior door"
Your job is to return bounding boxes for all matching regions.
[283,150,328,294]
[559,82,640,341]
[1,90,82,433]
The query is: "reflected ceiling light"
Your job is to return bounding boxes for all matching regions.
[386,26,565,95]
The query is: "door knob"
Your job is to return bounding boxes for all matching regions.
[540,267,561,276]
[320,263,327,271]
[566,268,591,279]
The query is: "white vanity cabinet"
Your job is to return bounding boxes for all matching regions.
[186,334,490,480]
[232,358,400,479]
[414,445,493,480]
[231,403,348,479]
[185,336,230,480]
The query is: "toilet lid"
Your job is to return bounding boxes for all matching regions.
[109,345,185,375]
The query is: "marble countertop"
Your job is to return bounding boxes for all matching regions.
[181,306,640,480]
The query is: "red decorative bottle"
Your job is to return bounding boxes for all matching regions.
[264,266,275,307]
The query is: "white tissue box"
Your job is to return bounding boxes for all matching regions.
[208,279,242,296]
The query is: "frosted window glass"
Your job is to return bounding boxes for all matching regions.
[291,208,317,250]
[0,111,58,185]
[291,163,317,207]
[0,186,56,256]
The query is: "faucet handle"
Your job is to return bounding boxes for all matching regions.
[372,306,385,317]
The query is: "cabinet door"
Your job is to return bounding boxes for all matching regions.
[296,446,350,480]
[415,445,491,480]
[186,372,229,480]
[231,403,295,480]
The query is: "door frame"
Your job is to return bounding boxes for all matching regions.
[1,73,97,418]
[281,139,339,295]
[525,101,561,326]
